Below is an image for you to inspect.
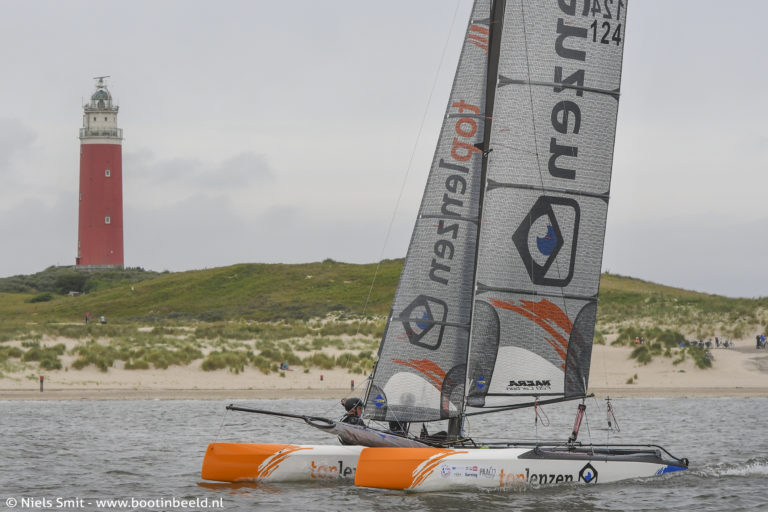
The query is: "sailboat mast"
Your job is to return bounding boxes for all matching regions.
[455,0,507,431]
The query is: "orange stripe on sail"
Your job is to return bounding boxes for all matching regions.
[490,298,571,360]
[468,25,489,54]
[521,298,573,333]
[393,358,445,389]
[545,336,567,361]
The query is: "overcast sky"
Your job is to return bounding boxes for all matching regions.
[1,1,766,298]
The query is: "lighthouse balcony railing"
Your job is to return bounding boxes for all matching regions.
[79,128,123,139]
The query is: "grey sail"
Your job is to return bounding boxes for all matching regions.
[364,0,492,423]
[466,0,628,408]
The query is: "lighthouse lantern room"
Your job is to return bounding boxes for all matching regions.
[76,76,124,267]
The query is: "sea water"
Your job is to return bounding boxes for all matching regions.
[1,397,766,512]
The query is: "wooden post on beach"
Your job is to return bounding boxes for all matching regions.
[40,375,44,392]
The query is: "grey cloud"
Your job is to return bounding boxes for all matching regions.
[124,150,274,192]
[0,196,76,274]
[0,118,37,175]
[207,153,275,188]
[124,196,406,272]
[603,215,768,298]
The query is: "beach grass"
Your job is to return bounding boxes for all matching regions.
[1,263,767,378]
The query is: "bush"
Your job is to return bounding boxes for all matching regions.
[71,342,119,372]
[40,355,62,370]
[25,293,54,303]
[252,355,271,374]
[688,346,713,369]
[593,330,606,345]
[630,345,652,365]
[125,359,150,370]
[0,346,23,362]
[54,273,89,294]
[303,352,336,370]
[201,350,251,374]
[145,346,203,369]
[22,343,65,370]
[615,326,687,349]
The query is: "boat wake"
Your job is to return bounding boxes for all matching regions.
[693,458,768,478]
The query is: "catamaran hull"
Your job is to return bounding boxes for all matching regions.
[201,443,363,483]
[354,446,687,491]
[201,442,686,490]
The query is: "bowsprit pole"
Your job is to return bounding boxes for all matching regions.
[226,404,310,420]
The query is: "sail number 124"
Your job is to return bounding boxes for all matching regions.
[589,21,622,46]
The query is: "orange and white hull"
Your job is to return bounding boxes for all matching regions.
[354,446,687,491]
[201,443,687,490]
[201,443,363,483]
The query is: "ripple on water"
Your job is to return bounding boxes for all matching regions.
[2,398,767,512]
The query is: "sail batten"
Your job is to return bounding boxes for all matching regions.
[497,76,621,100]
[475,284,597,303]
[485,180,610,200]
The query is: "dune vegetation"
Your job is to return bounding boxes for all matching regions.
[1,262,766,376]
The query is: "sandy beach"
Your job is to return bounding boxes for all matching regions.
[2,338,767,400]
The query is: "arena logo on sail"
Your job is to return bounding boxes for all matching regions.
[399,295,447,350]
[512,196,579,287]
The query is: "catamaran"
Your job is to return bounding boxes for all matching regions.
[202,0,689,491]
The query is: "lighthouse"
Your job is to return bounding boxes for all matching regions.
[76,77,124,267]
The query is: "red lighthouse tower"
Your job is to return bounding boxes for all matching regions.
[76,77,124,267]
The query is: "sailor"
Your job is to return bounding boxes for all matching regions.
[340,397,365,426]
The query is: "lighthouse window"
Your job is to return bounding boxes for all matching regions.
[105,169,111,177]
[93,117,96,121]
[105,216,111,224]
[104,117,108,121]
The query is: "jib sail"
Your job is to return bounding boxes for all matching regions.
[364,0,493,423]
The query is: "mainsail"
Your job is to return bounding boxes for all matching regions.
[467,0,627,408]
[366,0,628,420]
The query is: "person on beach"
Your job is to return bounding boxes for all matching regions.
[340,397,365,426]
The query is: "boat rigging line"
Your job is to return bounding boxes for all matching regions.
[534,396,550,446]
[334,0,463,398]
[356,0,463,324]
[606,396,620,433]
